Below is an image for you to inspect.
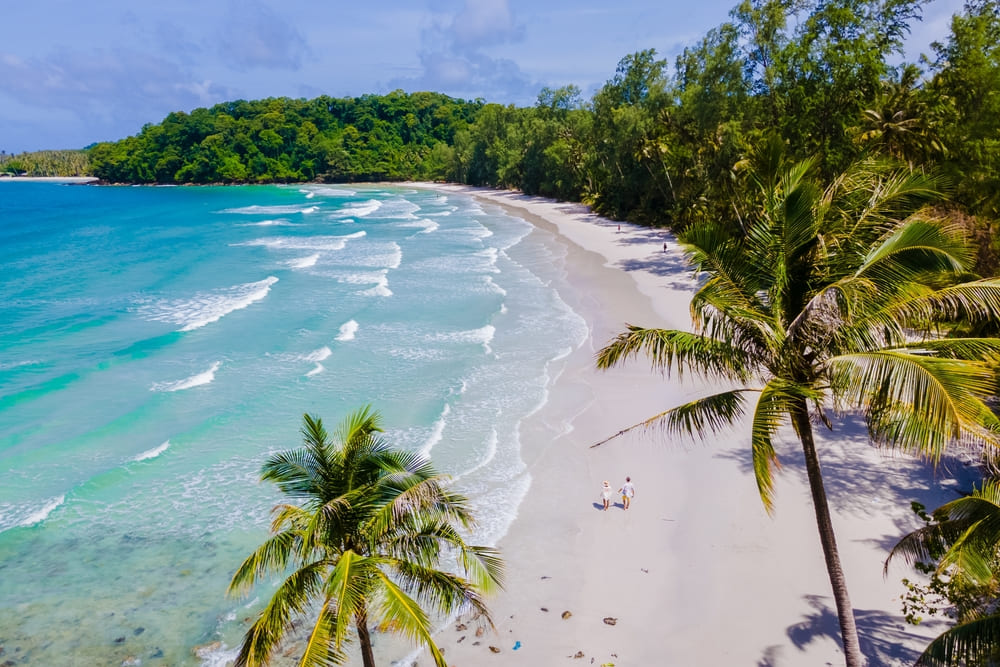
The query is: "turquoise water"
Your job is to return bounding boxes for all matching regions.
[0,183,587,665]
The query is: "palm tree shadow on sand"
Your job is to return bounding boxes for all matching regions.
[755,594,947,667]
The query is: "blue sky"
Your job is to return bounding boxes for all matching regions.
[1,0,964,153]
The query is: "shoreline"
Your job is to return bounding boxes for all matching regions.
[412,184,980,666]
[0,175,98,183]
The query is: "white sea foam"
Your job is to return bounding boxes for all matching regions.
[0,359,41,370]
[432,325,496,354]
[287,253,320,269]
[302,186,356,198]
[305,363,325,377]
[376,198,420,220]
[303,191,315,199]
[300,346,332,362]
[362,274,392,297]
[301,206,318,214]
[236,232,365,252]
[420,404,450,457]
[399,218,439,234]
[452,428,498,482]
[242,219,294,227]
[132,440,170,462]
[329,199,382,218]
[151,361,221,392]
[484,276,506,296]
[0,495,66,531]
[221,204,317,215]
[138,277,278,332]
[339,270,392,297]
[336,320,359,341]
[196,642,240,667]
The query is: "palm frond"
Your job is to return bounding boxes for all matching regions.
[596,326,756,382]
[749,379,815,513]
[261,448,319,499]
[298,599,348,667]
[858,219,971,286]
[590,389,752,448]
[916,613,1000,667]
[228,530,299,596]
[324,550,376,652]
[233,560,327,667]
[889,279,1000,325]
[370,570,448,667]
[828,350,1000,459]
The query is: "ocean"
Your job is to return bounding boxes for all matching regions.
[0,182,588,665]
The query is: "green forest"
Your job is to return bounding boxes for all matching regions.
[16,0,1000,264]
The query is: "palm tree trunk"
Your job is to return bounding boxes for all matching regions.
[355,609,376,667]
[791,400,866,667]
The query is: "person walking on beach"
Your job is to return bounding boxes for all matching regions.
[619,477,635,510]
[600,480,613,511]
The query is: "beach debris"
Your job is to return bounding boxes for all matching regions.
[475,627,485,637]
[472,641,481,646]
[603,617,617,626]
[541,575,551,579]
[121,657,141,667]
[571,650,585,658]
[640,568,649,573]
[457,636,466,643]
[513,641,521,650]
[455,623,467,631]
[489,646,501,653]
[540,607,549,612]
[561,611,573,619]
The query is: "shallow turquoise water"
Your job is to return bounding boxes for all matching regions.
[0,182,587,665]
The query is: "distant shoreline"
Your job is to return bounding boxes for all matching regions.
[0,176,99,183]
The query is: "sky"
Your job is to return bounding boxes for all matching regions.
[0,0,965,153]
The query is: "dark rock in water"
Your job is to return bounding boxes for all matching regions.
[114,636,126,644]
[150,648,164,659]
[603,617,617,626]
[133,627,145,636]
[561,611,572,619]
[489,646,500,653]
[2,661,15,667]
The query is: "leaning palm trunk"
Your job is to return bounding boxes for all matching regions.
[595,146,1000,667]
[792,401,864,665]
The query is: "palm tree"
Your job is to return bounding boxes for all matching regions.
[595,142,1000,667]
[228,406,504,667]
[887,479,1000,666]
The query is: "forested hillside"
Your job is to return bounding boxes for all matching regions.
[85,0,999,262]
[88,92,480,184]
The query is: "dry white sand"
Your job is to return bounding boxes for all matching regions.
[406,185,982,667]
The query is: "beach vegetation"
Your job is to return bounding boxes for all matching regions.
[595,141,1000,666]
[228,406,504,667]
[888,481,1000,666]
[0,149,90,177]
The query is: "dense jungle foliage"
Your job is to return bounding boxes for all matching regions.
[82,0,1000,263]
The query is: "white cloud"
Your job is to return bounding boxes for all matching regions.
[217,0,310,71]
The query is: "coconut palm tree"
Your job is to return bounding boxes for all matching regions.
[887,479,1000,666]
[228,406,504,667]
[595,142,1000,667]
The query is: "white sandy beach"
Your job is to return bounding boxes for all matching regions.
[409,185,982,667]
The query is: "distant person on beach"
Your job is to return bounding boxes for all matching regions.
[600,480,613,511]
[663,242,667,252]
[619,477,635,510]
